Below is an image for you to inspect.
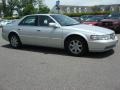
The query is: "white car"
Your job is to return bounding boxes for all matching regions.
[0,20,13,26]
[2,14,118,56]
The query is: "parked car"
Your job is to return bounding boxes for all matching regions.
[108,13,120,19]
[72,17,80,21]
[100,15,108,19]
[82,16,103,26]
[0,20,13,26]
[79,15,94,22]
[2,14,118,56]
[82,15,108,26]
[80,15,108,22]
[100,15,120,32]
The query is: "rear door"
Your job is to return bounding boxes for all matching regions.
[18,15,44,45]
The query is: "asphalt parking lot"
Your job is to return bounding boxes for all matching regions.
[0,28,120,90]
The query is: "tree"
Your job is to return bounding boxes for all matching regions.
[38,6,50,13]
[1,0,18,17]
[16,0,38,16]
[23,4,35,15]
[1,0,7,17]
[34,0,50,13]
[1,0,49,17]
[7,0,18,16]
[0,4,2,13]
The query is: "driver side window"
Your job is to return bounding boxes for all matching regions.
[39,16,55,26]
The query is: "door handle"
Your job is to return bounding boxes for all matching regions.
[36,30,41,32]
[18,28,22,31]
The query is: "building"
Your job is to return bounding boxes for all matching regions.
[51,4,120,14]
[51,5,93,14]
[98,4,120,12]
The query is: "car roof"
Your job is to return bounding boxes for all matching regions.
[26,14,60,16]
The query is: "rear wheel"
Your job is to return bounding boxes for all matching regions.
[9,34,22,48]
[65,36,88,56]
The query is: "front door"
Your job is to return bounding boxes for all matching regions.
[37,15,62,48]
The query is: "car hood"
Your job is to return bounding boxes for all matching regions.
[62,24,114,35]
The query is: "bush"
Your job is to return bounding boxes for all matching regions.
[3,16,21,20]
[64,11,111,17]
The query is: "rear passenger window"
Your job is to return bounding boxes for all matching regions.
[19,16,38,26]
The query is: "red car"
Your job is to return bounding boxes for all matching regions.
[100,18,120,32]
[83,21,101,26]
[82,15,107,26]
[83,14,120,33]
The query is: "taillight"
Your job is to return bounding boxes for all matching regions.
[1,26,4,33]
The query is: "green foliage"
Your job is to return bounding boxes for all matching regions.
[1,0,50,17]
[2,0,20,17]
[0,4,2,10]
[65,11,111,17]
[1,0,7,17]
[38,6,50,14]
[23,4,35,15]
[3,16,20,20]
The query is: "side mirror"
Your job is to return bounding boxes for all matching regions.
[49,23,60,28]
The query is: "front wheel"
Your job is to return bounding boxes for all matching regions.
[65,37,88,56]
[9,34,22,49]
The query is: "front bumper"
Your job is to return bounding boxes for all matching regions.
[88,36,118,52]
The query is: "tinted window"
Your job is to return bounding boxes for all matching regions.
[39,16,55,26]
[19,16,38,26]
[86,17,103,22]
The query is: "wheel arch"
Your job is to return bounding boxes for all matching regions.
[8,31,20,40]
[64,34,88,49]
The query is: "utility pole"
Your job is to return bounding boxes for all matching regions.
[56,0,60,14]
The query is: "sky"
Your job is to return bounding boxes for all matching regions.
[44,0,120,9]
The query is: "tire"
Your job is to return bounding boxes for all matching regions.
[65,36,88,56]
[114,26,120,33]
[9,34,22,49]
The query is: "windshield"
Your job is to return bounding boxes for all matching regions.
[80,15,93,21]
[51,15,80,26]
[108,13,120,19]
[86,17,103,22]
[107,16,120,19]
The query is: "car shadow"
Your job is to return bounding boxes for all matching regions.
[2,44,114,59]
[115,31,120,34]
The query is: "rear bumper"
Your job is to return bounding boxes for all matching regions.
[2,32,9,41]
[88,36,118,52]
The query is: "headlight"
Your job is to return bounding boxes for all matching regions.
[90,34,115,40]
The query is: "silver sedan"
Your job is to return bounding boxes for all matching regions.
[2,14,118,56]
